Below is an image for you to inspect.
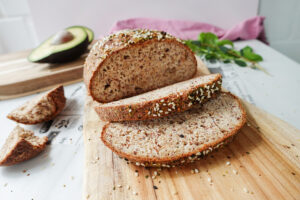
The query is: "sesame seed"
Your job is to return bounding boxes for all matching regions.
[135,172,139,177]
[191,169,195,174]
[154,171,158,176]
[160,99,164,102]
[128,109,132,113]
[163,103,166,106]
[117,184,122,188]
[208,177,212,183]
[232,169,238,175]
[148,111,151,115]
[127,185,130,190]
[165,111,169,114]
[132,191,138,195]
[159,110,163,113]
[188,102,193,107]
[168,108,172,112]
[195,169,199,173]
[136,162,140,166]
[226,161,231,166]
[243,188,249,193]
[153,114,157,117]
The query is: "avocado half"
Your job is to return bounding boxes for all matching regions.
[28,26,90,63]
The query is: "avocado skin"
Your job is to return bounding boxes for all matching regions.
[32,37,89,63]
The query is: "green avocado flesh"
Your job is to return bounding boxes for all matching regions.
[67,25,94,43]
[28,26,89,63]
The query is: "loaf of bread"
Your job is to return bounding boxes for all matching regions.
[101,92,246,167]
[95,74,222,122]
[7,85,66,124]
[84,29,197,103]
[0,126,48,166]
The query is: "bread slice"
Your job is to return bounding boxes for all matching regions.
[101,92,246,167]
[84,29,197,103]
[7,85,66,124]
[95,74,222,122]
[0,126,48,166]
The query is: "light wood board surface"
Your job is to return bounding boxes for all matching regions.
[83,58,300,200]
[0,50,86,100]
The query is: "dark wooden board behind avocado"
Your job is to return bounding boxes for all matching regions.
[28,26,89,63]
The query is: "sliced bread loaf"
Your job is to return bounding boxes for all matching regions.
[0,126,48,166]
[84,29,197,103]
[101,92,246,167]
[95,74,222,122]
[7,85,66,124]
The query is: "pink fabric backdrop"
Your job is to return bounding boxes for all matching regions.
[110,16,267,43]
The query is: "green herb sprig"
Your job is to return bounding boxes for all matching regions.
[185,32,269,75]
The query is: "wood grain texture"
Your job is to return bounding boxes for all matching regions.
[83,58,300,200]
[0,50,85,100]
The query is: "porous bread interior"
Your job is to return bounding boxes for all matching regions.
[103,93,244,160]
[0,126,45,161]
[91,40,196,102]
[100,74,219,107]
[8,95,56,123]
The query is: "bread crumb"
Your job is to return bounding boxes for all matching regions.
[63,184,66,187]
[4,183,8,187]
[127,185,130,190]
[71,176,75,180]
[22,169,27,173]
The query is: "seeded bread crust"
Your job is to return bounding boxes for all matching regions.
[7,85,66,124]
[95,74,222,122]
[0,126,48,166]
[84,29,197,103]
[101,92,246,167]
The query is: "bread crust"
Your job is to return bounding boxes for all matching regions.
[95,74,222,122]
[84,29,197,103]
[101,92,246,167]
[0,127,48,166]
[7,85,66,124]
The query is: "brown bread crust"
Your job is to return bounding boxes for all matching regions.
[84,29,197,103]
[101,92,247,167]
[0,126,48,166]
[95,74,222,122]
[7,85,66,124]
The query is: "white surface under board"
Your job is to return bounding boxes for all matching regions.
[0,39,299,200]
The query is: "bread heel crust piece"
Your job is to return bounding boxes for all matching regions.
[101,92,246,167]
[7,85,66,124]
[95,74,222,122]
[84,29,197,103]
[0,126,48,166]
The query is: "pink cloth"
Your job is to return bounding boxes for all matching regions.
[110,16,267,43]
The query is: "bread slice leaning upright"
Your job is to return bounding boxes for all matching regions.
[95,74,222,122]
[7,85,66,124]
[0,126,48,166]
[101,92,246,167]
[84,29,197,103]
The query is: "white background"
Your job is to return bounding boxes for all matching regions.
[0,0,300,63]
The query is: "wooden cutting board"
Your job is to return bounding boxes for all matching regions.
[0,50,86,100]
[83,58,300,200]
